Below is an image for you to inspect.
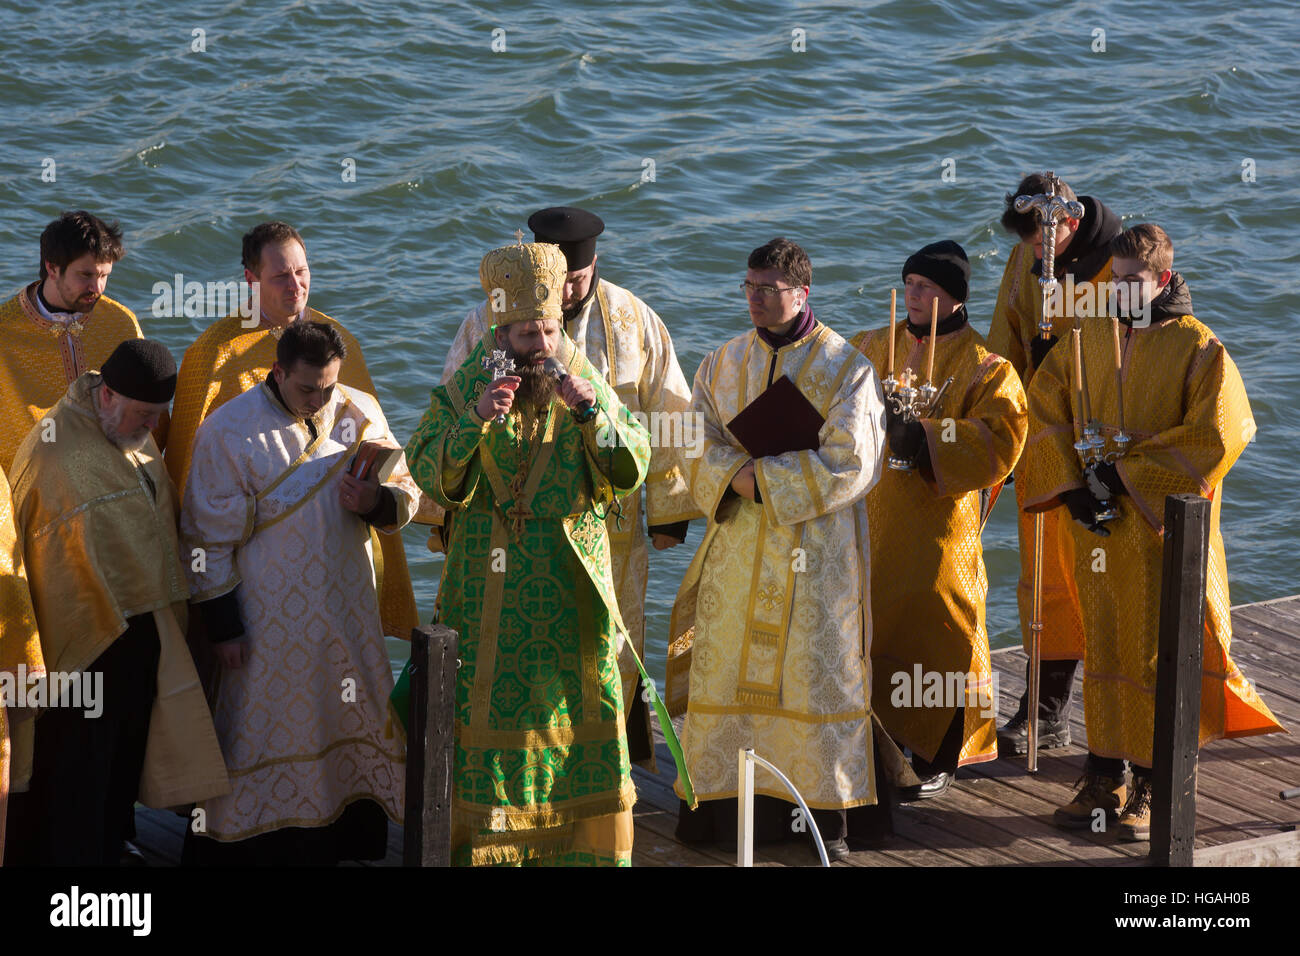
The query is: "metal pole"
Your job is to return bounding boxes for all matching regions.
[738,747,755,868]
[737,748,830,867]
[1014,172,1084,774]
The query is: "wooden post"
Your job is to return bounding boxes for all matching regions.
[403,623,459,867]
[1151,494,1211,867]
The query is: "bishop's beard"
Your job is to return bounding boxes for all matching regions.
[504,343,558,416]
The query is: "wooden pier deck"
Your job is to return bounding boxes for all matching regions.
[134,595,1300,866]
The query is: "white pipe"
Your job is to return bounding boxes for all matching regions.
[737,747,830,867]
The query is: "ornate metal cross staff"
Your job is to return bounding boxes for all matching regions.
[481,348,516,425]
[1014,171,1083,773]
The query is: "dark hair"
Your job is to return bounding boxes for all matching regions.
[39,211,125,280]
[1000,174,1077,238]
[1110,223,1173,275]
[242,221,306,274]
[276,320,347,371]
[747,237,812,288]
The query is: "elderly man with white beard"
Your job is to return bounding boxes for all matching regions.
[3,338,227,866]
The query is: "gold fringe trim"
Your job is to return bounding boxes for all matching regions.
[456,779,636,833]
[462,780,636,866]
[734,688,782,708]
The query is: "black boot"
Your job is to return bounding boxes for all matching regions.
[997,658,1078,756]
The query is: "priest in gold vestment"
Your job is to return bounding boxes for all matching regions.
[0,465,43,864]
[1021,225,1281,841]
[0,211,144,472]
[164,220,417,638]
[988,174,1123,756]
[668,238,887,859]
[987,171,1123,754]
[439,207,700,763]
[4,340,228,866]
[851,241,1027,799]
[180,322,415,863]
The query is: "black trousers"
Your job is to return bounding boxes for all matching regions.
[181,798,389,866]
[675,738,895,849]
[1011,658,1080,722]
[910,706,965,779]
[4,614,160,866]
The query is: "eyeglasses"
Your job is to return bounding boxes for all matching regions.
[740,281,801,300]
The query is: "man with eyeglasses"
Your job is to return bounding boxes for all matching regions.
[666,237,889,861]
[439,207,699,766]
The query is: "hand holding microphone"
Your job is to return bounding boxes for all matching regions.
[542,357,599,422]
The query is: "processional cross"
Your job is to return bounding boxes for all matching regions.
[1015,171,1084,775]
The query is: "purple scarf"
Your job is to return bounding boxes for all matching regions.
[757,301,816,349]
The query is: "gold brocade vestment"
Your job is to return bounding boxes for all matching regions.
[988,242,1117,660]
[7,372,228,807]
[164,308,418,637]
[667,322,886,809]
[1021,313,1282,765]
[0,285,144,471]
[851,320,1027,767]
[439,279,701,724]
[0,465,44,858]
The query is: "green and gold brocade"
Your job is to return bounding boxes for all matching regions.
[405,330,651,866]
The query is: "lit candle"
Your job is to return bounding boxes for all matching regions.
[1112,316,1126,435]
[887,288,896,378]
[925,296,938,384]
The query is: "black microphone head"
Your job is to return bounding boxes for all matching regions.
[541,357,568,380]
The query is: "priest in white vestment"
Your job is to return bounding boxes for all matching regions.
[179,321,417,864]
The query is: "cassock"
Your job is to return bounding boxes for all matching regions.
[852,307,1027,769]
[165,307,418,638]
[180,378,416,861]
[666,313,886,812]
[988,195,1121,663]
[439,278,700,751]
[0,465,44,862]
[0,284,143,471]
[405,330,652,866]
[4,372,228,865]
[1020,274,1282,766]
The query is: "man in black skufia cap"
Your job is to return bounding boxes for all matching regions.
[3,338,228,866]
[438,206,701,768]
[849,240,1027,806]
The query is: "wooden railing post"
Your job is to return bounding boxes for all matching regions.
[403,623,459,867]
[1151,494,1211,867]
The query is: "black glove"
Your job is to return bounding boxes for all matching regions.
[1085,461,1125,499]
[1061,487,1110,537]
[888,418,926,463]
[1029,333,1059,370]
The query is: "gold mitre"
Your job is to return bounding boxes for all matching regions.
[479,239,567,325]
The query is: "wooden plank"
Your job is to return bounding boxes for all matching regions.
[962,762,1147,861]
[1194,829,1300,867]
[403,624,459,867]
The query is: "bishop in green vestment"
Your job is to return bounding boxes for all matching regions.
[405,241,651,866]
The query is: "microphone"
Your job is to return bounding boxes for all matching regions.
[542,357,596,419]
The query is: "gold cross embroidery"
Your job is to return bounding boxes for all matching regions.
[756,584,783,612]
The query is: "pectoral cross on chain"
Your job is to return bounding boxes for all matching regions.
[506,471,533,537]
[481,349,517,425]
